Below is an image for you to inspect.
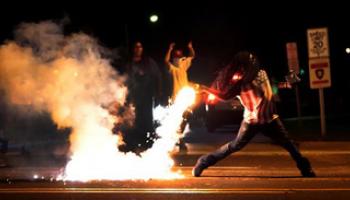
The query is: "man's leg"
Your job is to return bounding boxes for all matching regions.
[177,94,203,152]
[262,118,316,177]
[192,122,258,177]
[178,109,192,133]
[176,109,192,152]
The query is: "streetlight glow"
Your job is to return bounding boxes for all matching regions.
[150,15,158,23]
[346,48,350,54]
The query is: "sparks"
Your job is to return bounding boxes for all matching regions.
[60,87,196,182]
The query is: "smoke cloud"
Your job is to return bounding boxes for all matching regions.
[0,20,132,155]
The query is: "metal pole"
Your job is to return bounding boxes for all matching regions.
[319,88,326,137]
[295,85,302,127]
[295,85,302,118]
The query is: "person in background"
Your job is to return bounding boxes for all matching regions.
[120,41,162,153]
[165,41,195,152]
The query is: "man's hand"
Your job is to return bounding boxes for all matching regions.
[188,41,193,49]
[169,42,175,50]
[165,43,176,67]
[187,41,195,58]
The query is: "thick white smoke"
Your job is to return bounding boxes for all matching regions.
[0,20,132,172]
[0,21,194,181]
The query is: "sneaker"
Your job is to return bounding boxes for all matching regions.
[301,169,316,177]
[192,165,205,177]
[192,162,207,177]
[178,140,188,153]
[297,157,316,177]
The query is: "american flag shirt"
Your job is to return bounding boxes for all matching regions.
[237,70,278,124]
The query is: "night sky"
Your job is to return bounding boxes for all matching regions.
[1,1,349,116]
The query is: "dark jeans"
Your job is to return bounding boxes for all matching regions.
[197,118,312,171]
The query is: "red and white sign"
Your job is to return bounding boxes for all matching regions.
[308,58,331,89]
[286,42,300,73]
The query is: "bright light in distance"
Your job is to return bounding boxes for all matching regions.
[150,15,158,23]
[346,48,350,54]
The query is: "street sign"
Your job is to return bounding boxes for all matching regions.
[286,42,300,73]
[307,28,329,58]
[309,58,331,89]
[307,27,331,137]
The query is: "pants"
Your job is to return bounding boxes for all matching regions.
[178,92,205,135]
[197,118,312,171]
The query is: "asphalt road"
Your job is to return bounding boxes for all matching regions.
[1,141,350,199]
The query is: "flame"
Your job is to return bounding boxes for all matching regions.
[60,87,196,181]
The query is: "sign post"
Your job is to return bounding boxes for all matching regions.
[307,27,331,137]
[286,42,302,120]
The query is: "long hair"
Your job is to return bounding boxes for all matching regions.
[228,51,260,84]
[127,41,151,71]
[215,51,260,92]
